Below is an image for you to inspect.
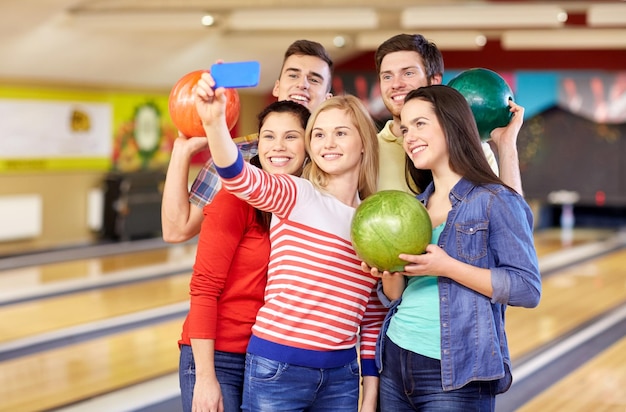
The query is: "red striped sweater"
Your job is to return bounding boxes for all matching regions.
[217,153,386,376]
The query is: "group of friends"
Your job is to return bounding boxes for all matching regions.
[161,33,542,412]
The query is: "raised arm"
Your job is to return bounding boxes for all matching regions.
[161,135,207,243]
[490,100,524,195]
[162,132,261,243]
[194,72,240,168]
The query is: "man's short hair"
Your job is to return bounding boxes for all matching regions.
[374,33,444,81]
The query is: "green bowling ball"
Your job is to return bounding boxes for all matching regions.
[448,68,514,141]
[350,190,432,273]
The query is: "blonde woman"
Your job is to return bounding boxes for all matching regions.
[194,71,384,412]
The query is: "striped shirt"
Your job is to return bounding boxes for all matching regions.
[189,133,259,207]
[216,152,386,376]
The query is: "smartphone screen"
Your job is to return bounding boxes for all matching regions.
[211,61,260,88]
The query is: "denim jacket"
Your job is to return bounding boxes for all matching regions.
[376,178,541,394]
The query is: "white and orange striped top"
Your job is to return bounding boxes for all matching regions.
[217,153,386,376]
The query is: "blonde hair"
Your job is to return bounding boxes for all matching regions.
[302,95,379,199]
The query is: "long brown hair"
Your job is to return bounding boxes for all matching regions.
[404,85,514,192]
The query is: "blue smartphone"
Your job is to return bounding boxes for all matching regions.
[211,61,260,88]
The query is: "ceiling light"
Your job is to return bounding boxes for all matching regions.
[501,29,626,49]
[475,35,487,47]
[227,8,378,31]
[402,5,567,29]
[333,36,347,48]
[201,14,216,27]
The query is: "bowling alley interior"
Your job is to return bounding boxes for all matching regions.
[1,1,626,411]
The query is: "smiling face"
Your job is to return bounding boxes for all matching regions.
[379,50,431,119]
[308,108,363,177]
[400,97,449,173]
[257,111,307,176]
[272,54,332,111]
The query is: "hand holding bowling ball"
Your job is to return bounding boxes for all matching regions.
[351,190,432,273]
[448,68,514,141]
[168,70,240,138]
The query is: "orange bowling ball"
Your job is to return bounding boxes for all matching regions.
[168,70,240,138]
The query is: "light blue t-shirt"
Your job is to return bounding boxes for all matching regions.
[386,222,445,360]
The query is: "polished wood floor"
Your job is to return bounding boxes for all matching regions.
[1,320,182,412]
[517,335,626,412]
[506,247,626,359]
[0,228,624,411]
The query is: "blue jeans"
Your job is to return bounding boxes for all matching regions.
[179,344,246,412]
[242,353,360,412]
[379,337,496,411]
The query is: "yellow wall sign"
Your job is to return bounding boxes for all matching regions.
[0,85,175,172]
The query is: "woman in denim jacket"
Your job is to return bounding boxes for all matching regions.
[368,85,541,411]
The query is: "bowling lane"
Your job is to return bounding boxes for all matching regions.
[0,318,182,412]
[0,244,195,299]
[0,244,196,283]
[0,227,605,303]
[506,246,626,361]
[0,227,611,300]
[516,335,626,411]
[0,228,620,411]
[1,228,619,355]
[0,272,190,344]
[532,227,617,257]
